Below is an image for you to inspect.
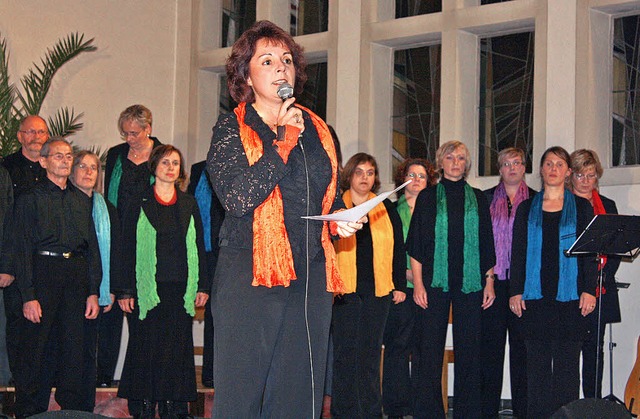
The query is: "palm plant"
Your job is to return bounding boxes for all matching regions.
[0,32,97,156]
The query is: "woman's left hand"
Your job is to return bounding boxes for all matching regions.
[579,292,597,317]
[392,290,406,304]
[103,293,116,313]
[481,281,496,310]
[195,292,209,308]
[85,295,99,320]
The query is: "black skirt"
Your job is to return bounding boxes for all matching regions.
[118,282,197,402]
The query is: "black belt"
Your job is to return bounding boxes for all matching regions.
[36,250,77,259]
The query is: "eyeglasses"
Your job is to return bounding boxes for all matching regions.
[501,161,523,168]
[574,173,597,181]
[78,163,98,171]
[20,129,48,136]
[406,172,426,180]
[46,153,74,161]
[121,131,142,138]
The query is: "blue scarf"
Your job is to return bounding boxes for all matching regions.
[194,171,213,252]
[92,193,112,306]
[523,189,578,302]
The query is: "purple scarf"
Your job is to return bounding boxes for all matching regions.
[490,181,530,279]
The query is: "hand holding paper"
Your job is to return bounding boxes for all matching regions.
[302,180,412,222]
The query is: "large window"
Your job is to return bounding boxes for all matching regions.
[612,14,640,167]
[290,0,328,36]
[392,45,441,171]
[395,0,441,18]
[221,0,256,48]
[478,32,534,176]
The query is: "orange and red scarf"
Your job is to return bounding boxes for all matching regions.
[235,102,345,293]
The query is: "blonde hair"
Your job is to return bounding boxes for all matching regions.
[436,140,471,178]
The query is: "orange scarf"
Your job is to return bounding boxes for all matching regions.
[235,102,344,292]
[334,190,395,297]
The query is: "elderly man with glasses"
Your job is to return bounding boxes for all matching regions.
[12,137,101,418]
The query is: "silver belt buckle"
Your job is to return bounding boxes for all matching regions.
[63,252,71,259]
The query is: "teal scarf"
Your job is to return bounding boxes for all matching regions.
[92,193,112,306]
[432,182,481,293]
[107,156,122,207]
[135,208,200,320]
[523,189,578,302]
[194,171,213,252]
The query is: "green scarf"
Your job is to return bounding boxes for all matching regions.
[432,182,481,293]
[135,208,199,320]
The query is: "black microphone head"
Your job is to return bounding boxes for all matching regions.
[277,82,294,100]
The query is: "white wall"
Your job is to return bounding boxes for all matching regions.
[0,0,194,161]
[0,0,199,379]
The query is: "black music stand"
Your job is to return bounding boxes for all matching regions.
[567,214,640,405]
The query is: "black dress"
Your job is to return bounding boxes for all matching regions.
[115,187,209,403]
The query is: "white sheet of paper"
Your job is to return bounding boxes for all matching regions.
[302,180,412,222]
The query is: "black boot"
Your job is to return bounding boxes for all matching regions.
[135,399,155,419]
[159,400,179,419]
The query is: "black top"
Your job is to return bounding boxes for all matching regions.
[13,178,102,302]
[2,148,47,198]
[406,177,496,291]
[509,195,598,340]
[104,137,163,217]
[114,187,210,299]
[354,199,407,295]
[0,165,13,275]
[206,104,343,262]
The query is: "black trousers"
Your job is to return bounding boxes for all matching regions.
[81,315,99,412]
[480,279,527,418]
[212,247,333,419]
[4,283,23,380]
[581,310,608,398]
[96,302,123,383]
[14,255,90,417]
[525,339,581,419]
[382,288,417,417]
[413,287,482,419]
[331,292,391,418]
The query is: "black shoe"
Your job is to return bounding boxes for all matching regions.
[202,378,214,388]
[97,375,113,387]
[140,399,156,419]
[159,400,179,419]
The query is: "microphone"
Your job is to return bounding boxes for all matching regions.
[277,82,294,101]
[276,82,294,141]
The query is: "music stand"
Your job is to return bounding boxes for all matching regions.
[567,214,640,405]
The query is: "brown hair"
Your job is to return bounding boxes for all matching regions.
[226,20,308,103]
[341,153,381,194]
[148,145,187,189]
[394,158,438,192]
